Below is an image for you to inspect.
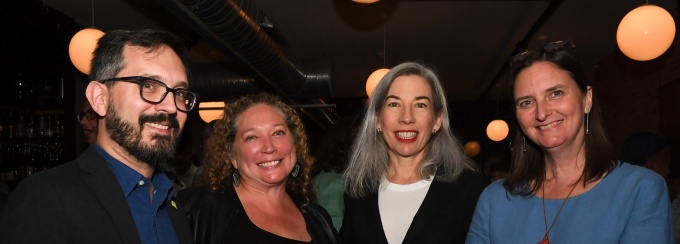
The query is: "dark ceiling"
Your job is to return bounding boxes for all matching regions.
[40,0,678,100]
[5,0,678,133]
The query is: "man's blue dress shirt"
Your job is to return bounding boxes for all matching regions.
[94,144,179,244]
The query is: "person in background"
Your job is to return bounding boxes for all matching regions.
[190,119,218,187]
[341,62,487,244]
[0,29,196,244]
[171,130,199,189]
[312,116,358,231]
[78,101,99,144]
[467,40,673,243]
[177,93,339,244]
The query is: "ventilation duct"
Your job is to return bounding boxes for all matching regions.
[158,0,332,99]
[158,0,338,131]
[189,63,259,101]
[188,62,339,132]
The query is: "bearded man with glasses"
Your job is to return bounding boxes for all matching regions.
[0,29,197,244]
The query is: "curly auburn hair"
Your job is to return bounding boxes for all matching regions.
[205,93,316,204]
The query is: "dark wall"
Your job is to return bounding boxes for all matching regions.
[449,100,513,167]
[1,1,81,87]
[1,1,83,169]
[595,32,680,177]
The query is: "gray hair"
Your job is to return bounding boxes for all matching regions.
[343,62,477,198]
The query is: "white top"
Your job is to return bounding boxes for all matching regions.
[378,175,434,244]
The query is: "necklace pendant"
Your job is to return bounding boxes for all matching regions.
[537,238,549,244]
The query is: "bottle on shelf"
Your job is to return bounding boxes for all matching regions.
[45,115,55,138]
[37,115,46,138]
[25,115,35,139]
[1,75,72,179]
[13,114,25,139]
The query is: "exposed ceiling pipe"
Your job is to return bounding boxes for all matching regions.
[157,0,338,130]
[187,62,339,133]
[158,0,332,98]
[188,63,260,101]
[188,60,334,101]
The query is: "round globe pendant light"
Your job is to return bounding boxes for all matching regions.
[486,119,509,142]
[617,4,676,61]
[69,28,105,75]
[366,68,390,98]
[464,141,481,157]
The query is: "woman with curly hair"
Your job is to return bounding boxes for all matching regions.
[177,93,338,244]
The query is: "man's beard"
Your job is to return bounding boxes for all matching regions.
[105,103,182,173]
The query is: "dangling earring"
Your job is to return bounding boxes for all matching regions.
[291,164,301,178]
[585,113,590,135]
[377,127,382,133]
[522,136,527,153]
[232,170,240,187]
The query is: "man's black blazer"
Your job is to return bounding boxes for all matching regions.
[340,169,487,244]
[0,146,192,244]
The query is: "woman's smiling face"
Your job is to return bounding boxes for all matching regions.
[231,103,297,188]
[513,61,592,153]
[378,75,442,161]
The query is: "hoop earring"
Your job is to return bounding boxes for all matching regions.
[291,164,301,179]
[522,136,527,153]
[232,170,240,187]
[585,113,590,135]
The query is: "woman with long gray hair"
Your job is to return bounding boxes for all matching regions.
[340,62,487,244]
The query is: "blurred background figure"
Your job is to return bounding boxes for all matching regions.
[77,102,98,145]
[312,115,358,231]
[164,109,202,189]
[190,119,218,187]
[171,129,199,189]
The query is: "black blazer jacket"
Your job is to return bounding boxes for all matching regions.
[0,146,192,244]
[340,169,487,244]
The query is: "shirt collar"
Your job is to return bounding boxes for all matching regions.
[93,143,176,200]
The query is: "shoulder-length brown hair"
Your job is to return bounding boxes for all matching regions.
[504,41,616,196]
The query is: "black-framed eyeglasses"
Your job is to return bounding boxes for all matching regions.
[99,76,199,112]
[77,108,97,121]
[510,40,576,70]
